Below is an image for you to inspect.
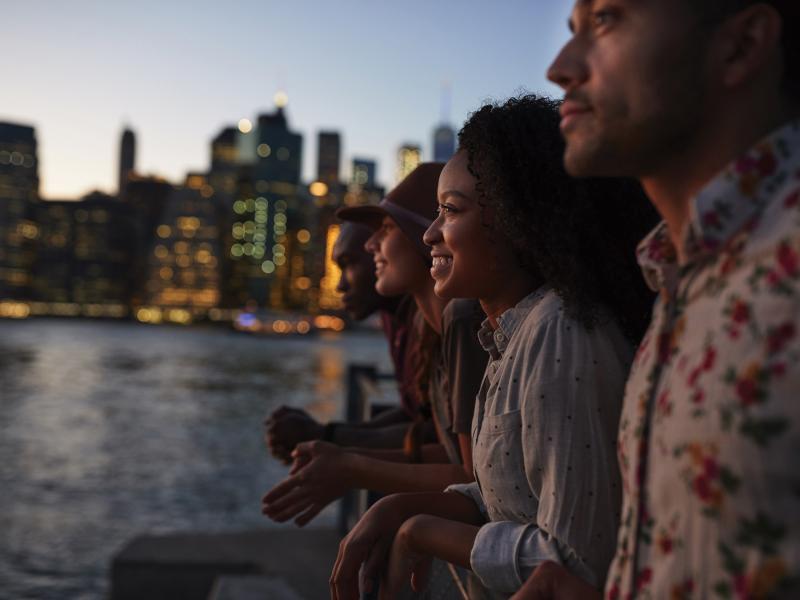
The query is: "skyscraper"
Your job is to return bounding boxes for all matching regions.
[317,131,341,185]
[351,158,376,188]
[0,121,39,301]
[34,193,137,315]
[433,83,456,162]
[226,95,306,309]
[432,124,456,163]
[118,127,135,194]
[396,144,421,183]
[141,186,221,321]
[253,105,303,185]
[344,158,383,207]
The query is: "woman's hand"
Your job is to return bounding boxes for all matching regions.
[379,515,434,599]
[330,495,414,600]
[261,440,350,526]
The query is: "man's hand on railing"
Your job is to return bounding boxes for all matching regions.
[261,440,351,526]
[263,406,324,464]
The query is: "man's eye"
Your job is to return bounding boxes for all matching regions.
[436,205,454,215]
[591,9,619,29]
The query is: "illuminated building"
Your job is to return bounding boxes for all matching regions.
[252,97,303,185]
[433,124,456,162]
[119,127,136,194]
[142,186,221,318]
[33,192,137,314]
[227,95,306,309]
[120,176,173,306]
[344,159,384,207]
[317,223,343,311]
[396,143,421,183]
[0,122,39,301]
[209,127,239,198]
[208,127,244,308]
[351,158,376,187]
[317,131,341,185]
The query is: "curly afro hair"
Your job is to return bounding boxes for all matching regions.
[459,94,659,342]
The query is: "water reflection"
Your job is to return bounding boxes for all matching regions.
[0,319,391,599]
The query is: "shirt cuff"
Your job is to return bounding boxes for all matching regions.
[469,521,563,594]
[444,482,487,517]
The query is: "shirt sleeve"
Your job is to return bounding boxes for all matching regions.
[469,312,630,592]
[442,300,488,434]
[443,481,488,517]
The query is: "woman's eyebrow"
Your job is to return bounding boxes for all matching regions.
[439,189,472,201]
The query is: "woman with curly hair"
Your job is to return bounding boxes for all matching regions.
[329,95,658,600]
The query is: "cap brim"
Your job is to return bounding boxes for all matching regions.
[335,205,387,230]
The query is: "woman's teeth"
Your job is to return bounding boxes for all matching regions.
[432,256,452,267]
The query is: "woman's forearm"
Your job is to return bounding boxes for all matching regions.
[378,490,486,526]
[402,514,479,568]
[343,453,473,494]
[344,443,453,464]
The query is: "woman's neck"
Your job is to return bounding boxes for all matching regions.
[480,272,541,330]
[412,280,449,335]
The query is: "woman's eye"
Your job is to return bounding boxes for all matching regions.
[436,205,454,215]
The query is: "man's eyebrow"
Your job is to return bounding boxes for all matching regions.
[569,0,592,32]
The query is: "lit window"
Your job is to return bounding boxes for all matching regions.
[309,181,328,197]
[157,225,171,238]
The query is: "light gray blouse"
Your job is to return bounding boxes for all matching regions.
[448,287,633,595]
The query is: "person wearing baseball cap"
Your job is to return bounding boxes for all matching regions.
[261,164,488,564]
[336,161,444,265]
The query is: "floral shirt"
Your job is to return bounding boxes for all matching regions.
[606,120,800,600]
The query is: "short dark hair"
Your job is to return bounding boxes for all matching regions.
[695,0,799,102]
[458,94,659,342]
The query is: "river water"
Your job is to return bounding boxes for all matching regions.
[0,319,392,600]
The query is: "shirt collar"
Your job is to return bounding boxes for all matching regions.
[637,119,800,292]
[477,285,551,358]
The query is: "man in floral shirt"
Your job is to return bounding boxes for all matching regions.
[515,1,800,599]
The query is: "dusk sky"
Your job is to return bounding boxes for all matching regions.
[4,1,572,199]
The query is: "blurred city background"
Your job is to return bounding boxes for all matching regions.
[1,2,571,598]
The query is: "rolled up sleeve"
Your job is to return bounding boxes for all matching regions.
[469,521,569,593]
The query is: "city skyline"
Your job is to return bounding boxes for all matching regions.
[4,1,571,199]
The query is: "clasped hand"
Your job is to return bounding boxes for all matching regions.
[261,440,348,526]
[263,406,324,464]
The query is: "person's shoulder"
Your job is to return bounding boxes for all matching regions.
[519,288,568,332]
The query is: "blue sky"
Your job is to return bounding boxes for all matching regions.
[3,0,572,198]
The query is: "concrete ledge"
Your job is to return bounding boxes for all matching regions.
[208,575,304,600]
[110,528,340,600]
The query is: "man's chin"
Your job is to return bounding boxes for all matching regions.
[564,144,626,178]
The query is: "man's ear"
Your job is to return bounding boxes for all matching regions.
[714,3,783,90]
